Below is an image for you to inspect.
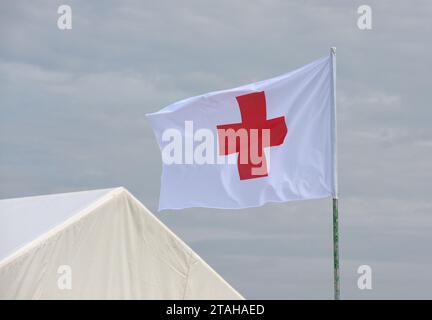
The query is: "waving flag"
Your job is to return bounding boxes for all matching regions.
[147,53,337,210]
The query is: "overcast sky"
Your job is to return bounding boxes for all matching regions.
[1,0,432,299]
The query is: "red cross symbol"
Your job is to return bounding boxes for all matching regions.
[217,91,288,180]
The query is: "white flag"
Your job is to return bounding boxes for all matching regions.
[147,53,337,210]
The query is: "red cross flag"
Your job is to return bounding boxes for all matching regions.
[147,52,337,210]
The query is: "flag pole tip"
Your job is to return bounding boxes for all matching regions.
[331,47,336,54]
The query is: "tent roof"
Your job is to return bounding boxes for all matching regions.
[0,187,243,299]
[0,188,122,261]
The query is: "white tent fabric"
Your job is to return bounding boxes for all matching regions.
[0,187,243,300]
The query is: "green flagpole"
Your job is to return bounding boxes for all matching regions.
[330,47,340,300]
[332,198,340,300]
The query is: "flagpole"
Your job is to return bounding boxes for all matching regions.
[330,47,340,300]
[332,198,340,300]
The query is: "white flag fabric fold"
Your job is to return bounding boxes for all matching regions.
[147,54,336,210]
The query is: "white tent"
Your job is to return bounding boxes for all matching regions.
[0,187,243,299]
